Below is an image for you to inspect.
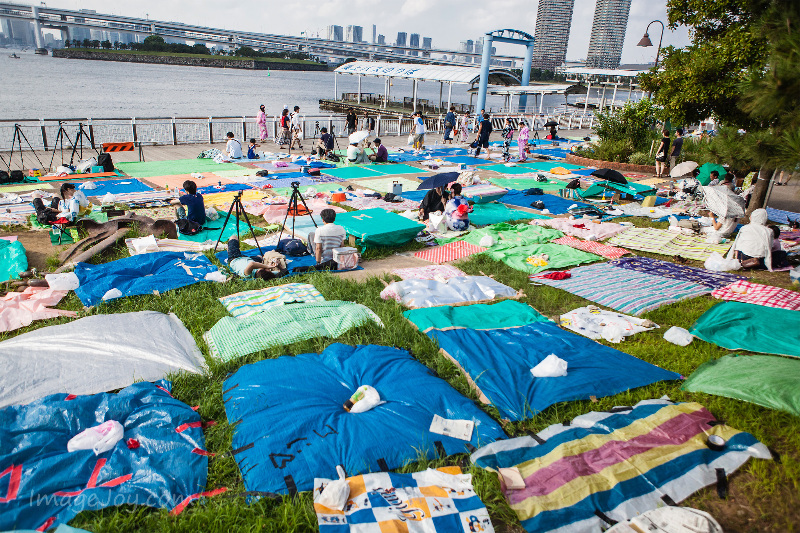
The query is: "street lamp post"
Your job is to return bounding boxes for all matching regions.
[637,20,664,98]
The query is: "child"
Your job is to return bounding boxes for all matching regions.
[247,138,259,159]
[501,118,514,162]
[227,237,287,279]
[171,180,206,226]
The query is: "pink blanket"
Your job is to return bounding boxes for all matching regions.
[711,280,800,311]
[0,286,77,333]
[392,265,467,280]
[537,218,628,241]
[552,235,630,260]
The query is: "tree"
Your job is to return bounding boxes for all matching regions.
[192,43,209,55]
[91,40,100,49]
[101,40,112,50]
[82,38,90,48]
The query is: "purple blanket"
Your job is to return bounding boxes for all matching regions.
[608,256,745,289]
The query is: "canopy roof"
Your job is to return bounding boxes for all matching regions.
[563,67,647,78]
[468,83,587,95]
[334,61,521,86]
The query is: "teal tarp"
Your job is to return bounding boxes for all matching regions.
[335,208,425,248]
[0,239,27,281]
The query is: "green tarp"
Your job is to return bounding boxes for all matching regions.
[690,301,800,358]
[116,158,242,178]
[482,164,543,175]
[521,162,585,171]
[696,163,727,186]
[582,181,656,198]
[484,242,601,274]
[683,355,800,416]
[204,300,383,361]
[488,178,565,192]
[404,300,550,332]
[438,222,563,246]
[0,239,27,281]
[29,210,108,231]
[469,203,548,226]
[178,210,264,243]
[335,208,425,248]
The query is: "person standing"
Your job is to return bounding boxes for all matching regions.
[654,129,670,180]
[474,112,493,158]
[256,104,268,141]
[277,108,290,148]
[500,118,514,162]
[443,106,456,144]
[413,112,426,151]
[290,105,303,150]
[459,112,471,142]
[346,108,357,136]
[363,112,375,138]
[670,128,684,170]
[517,120,530,161]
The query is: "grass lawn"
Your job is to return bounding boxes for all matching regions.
[2,215,798,533]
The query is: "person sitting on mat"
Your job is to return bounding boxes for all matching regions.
[444,183,471,231]
[346,141,367,164]
[702,211,737,238]
[769,225,790,269]
[726,208,774,270]
[227,237,287,279]
[368,138,388,163]
[247,138,259,159]
[171,180,206,226]
[32,192,61,225]
[316,127,334,158]
[296,208,347,272]
[419,186,449,221]
[225,131,243,159]
[57,183,89,222]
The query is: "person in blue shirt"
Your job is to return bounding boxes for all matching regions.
[443,106,456,144]
[171,180,206,226]
[247,138,259,159]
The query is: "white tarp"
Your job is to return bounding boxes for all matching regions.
[0,311,206,407]
[381,276,518,308]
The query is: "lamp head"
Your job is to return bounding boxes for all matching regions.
[637,33,653,47]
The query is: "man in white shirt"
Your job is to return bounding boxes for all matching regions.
[346,142,367,164]
[297,209,347,271]
[225,131,243,159]
[290,105,303,150]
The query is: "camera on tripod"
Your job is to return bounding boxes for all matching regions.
[291,181,301,188]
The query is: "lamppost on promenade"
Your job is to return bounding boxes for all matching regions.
[637,20,665,98]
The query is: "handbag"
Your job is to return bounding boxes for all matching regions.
[470,140,479,149]
[407,134,415,146]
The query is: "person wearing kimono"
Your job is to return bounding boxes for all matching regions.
[517,121,530,161]
[257,105,268,141]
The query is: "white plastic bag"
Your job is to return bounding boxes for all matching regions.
[664,326,693,346]
[75,157,97,173]
[704,252,742,272]
[205,207,220,221]
[407,134,415,146]
[131,235,159,254]
[349,385,383,413]
[428,212,447,233]
[80,181,98,190]
[67,420,124,455]
[101,192,115,205]
[102,288,123,301]
[317,465,350,510]
[601,323,626,343]
[479,235,495,247]
[531,354,568,378]
[45,272,80,290]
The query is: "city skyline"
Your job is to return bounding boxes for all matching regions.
[586,0,633,68]
[23,0,689,64]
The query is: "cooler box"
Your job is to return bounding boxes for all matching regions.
[332,247,359,270]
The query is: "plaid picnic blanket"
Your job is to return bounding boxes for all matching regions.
[607,227,732,261]
[414,241,487,263]
[314,467,494,532]
[532,263,710,316]
[710,280,800,311]
[204,300,382,361]
[552,236,629,259]
[609,256,745,289]
[219,283,326,318]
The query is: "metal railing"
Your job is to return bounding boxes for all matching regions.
[0,112,591,152]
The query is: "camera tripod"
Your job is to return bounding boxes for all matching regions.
[309,121,321,158]
[213,190,265,256]
[49,122,98,169]
[276,181,318,243]
[7,124,45,173]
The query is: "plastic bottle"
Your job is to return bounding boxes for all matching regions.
[343,386,369,412]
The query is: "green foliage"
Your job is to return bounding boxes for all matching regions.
[593,99,660,153]
[628,151,651,165]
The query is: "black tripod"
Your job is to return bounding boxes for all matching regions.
[276,182,318,243]
[213,190,265,256]
[48,121,73,169]
[7,124,45,173]
[68,123,98,166]
[309,121,321,158]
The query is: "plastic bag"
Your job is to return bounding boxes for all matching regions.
[479,235,495,247]
[45,272,80,290]
[664,326,693,346]
[67,420,124,455]
[80,181,98,190]
[347,385,384,413]
[407,134,414,146]
[102,288,123,301]
[704,252,742,272]
[205,208,220,221]
[130,235,159,254]
[101,192,115,205]
[601,323,626,343]
[317,465,350,510]
[530,354,568,377]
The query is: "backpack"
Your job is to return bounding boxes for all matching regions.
[565,178,581,189]
[176,218,202,236]
[98,152,114,172]
[524,188,544,196]
[0,171,10,185]
[276,238,309,257]
[326,153,341,162]
[256,169,269,177]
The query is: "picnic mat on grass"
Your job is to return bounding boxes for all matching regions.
[200,189,266,208]
[469,400,771,533]
[116,158,241,177]
[552,235,629,259]
[488,177,564,192]
[690,301,800,358]
[392,264,466,280]
[532,263,711,316]
[765,206,800,224]
[369,163,429,176]
[336,208,425,247]
[485,242,601,274]
[683,355,800,417]
[206,301,382,361]
[609,256,746,290]
[607,227,732,261]
[219,283,325,318]
[381,276,517,308]
[341,196,420,212]
[196,182,254,195]
[214,246,362,275]
[351,177,421,194]
[469,203,547,225]
[537,217,628,240]
[222,344,505,495]
[321,166,385,180]
[710,280,800,310]
[414,241,487,263]
[427,322,679,421]
[501,189,595,214]
[404,300,549,332]
[521,161,585,172]
[314,467,494,532]
[177,210,264,243]
[482,164,544,175]
[125,237,215,255]
[0,286,76,333]
[439,222,562,247]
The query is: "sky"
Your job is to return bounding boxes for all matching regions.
[52,0,691,64]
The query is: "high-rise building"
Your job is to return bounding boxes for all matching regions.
[422,37,432,49]
[377,34,385,45]
[585,0,632,69]
[326,25,343,42]
[396,32,407,47]
[372,24,376,44]
[346,25,363,43]
[532,0,576,70]
[459,40,474,53]
[409,33,420,48]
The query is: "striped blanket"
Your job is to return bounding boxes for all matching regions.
[607,227,731,261]
[551,236,629,259]
[125,238,214,255]
[98,190,177,204]
[315,467,494,532]
[218,283,325,318]
[710,280,800,311]
[609,256,744,289]
[414,241,487,264]
[532,263,710,316]
[470,400,772,533]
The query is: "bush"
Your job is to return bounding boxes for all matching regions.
[628,152,650,165]
[593,99,661,154]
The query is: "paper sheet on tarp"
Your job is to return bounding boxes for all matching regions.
[690,301,800,358]
[427,322,679,421]
[381,276,517,308]
[222,344,506,494]
[0,381,209,530]
[404,300,550,332]
[0,311,205,408]
[469,400,771,533]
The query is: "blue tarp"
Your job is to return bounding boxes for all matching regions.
[443,156,493,166]
[215,246,362,275]
[222,343,506,494]
[79,178,153,195]
[428,322,680,421]
[74,251,217,306]
[248,176,316,189]
[501,189,595,214]
[196,183,254,195]
[0,381,208,531]
[388,152,427,162]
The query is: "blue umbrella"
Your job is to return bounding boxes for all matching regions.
[417,172,460,190]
